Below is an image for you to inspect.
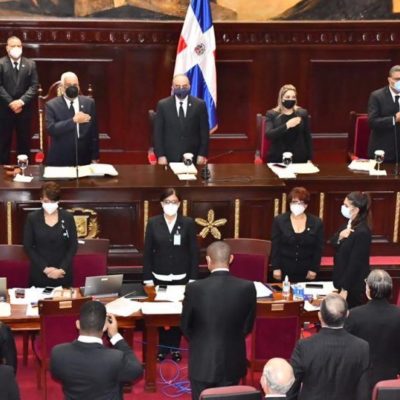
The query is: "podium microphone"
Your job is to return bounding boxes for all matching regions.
[74,128,79,180]
[395,120,399,176]
[200,150,234,181]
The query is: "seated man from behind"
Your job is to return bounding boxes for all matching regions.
[260,358,295,399]
[50,301,143,400]
[0,323,19,400]
[288,293,370,400]
[345,269,400,390]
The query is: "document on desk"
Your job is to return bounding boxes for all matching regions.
[294,281,336,297]
[26,303,39,317]
[268,164,297,179]
[43,163,118,179]
[348,159,376,172]
[253,281,273,298]
[289,162,320,174]
[155,285,186,302]
[8,287,61,305]
[105,297,142,317]
[169,162,197,175]
[0,302,11,317]
[141,302,183,315]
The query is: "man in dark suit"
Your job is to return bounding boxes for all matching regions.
[153,74,209,165]
[0,322,17,373]
[181,241,257,400]
[45,71,99,166]
[0,365,19,400]
[260,358,294,399]
[50,300,143,400]
[288,293,370,400]
[368,65,400,162]
[0,36,38,164]
[345,269,400,390]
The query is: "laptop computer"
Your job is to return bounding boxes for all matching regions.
[0,277,7,302]
[81,274,123,298]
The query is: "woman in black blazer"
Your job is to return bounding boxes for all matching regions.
[265,84,313,163]
[143,188,199,362]
[23,182,77,288]
[331,191,372,308]
[271,187,324,282]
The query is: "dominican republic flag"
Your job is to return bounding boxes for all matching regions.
[173,0,218,133]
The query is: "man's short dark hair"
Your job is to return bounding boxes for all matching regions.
[207,241,231,265]
[366,269,392,299]
[79,301,106,334]
[320,293,348,328]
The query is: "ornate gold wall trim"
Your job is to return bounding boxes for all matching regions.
[7,202,12,245]
[144,200,149,238]
[274,198,280,217]
[319,192,325,220]
[182,200,188,216]
[281,193,287,214]
[393,192,400,243]
[234,199,240,238]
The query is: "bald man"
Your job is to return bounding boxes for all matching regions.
[45,71,99,166]
[288,293,370,400]
[153,74,209,165]
[260,358,294,398]
[0,36,38,164]
[181,241,256,400]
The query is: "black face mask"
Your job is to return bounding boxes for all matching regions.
[173,87,190,100]
[282,99,296,109]
[65,85,79,99]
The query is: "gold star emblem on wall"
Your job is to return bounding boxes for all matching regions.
[195,209,227,239]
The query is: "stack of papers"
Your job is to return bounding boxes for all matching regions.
[155,285,186,302]
[169,162,197,181]
[141,302,182,315]
[13,174,34,183]
[348,159,376,172]
[292,281,336,297]
[267,164,297,179]
[268,162,319,179]
[105,297,142,317]
[8,287,60,305]
[289,162,320,174]
[43,163,118,179]
[253,281,273,298]
[0,302,11,317]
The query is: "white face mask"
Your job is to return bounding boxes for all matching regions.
[42,202,58,214]
[163,203,179,217]
[341,204,352,219]
[9,47,22,60]
[290,203,306,216]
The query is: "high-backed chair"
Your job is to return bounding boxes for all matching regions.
[223,238,271,282]
[248,301,303,384]
[348,111,370,160]
[37,81,93,162]
[200,385,261,400]
[72,238,109,287]
[148,109,157,164]
[256,113,269,163]
[0,245,30,288]
[372,379,400,400]
[34,297,91,398]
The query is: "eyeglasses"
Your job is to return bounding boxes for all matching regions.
[163,200,179,205]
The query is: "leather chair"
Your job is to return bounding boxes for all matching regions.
[256,113,269,163]
[200,385,261,400]
[372,379,400,400]
[34,296,91,398]
[72,238,109,287]
[348,111,370,160]
[37,81,93,163]
[0,244,29,288]
[223,238,271,283]
[248,301,303,384]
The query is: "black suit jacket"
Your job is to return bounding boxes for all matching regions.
[0,56,38,118]
[153,95,209,162]
[143,214,199,281]
[0,323,17,373]
[368,86,400,161]
[288,328,370,400]
[45,95,99,166]
[331,221,371,306]
[345,298,400,388]
[0,365,19,400]
[265,108,312,163]
[270,212,324,281]
[181,271,257,383]
[50,339,143,400]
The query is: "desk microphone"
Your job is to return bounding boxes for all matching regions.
[200,150,234,181]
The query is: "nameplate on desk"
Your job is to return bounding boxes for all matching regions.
[271,303,285,311]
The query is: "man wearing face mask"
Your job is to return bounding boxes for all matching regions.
[23,181,78,287]
[45,71,99,166]
[153,74,209,165]
[0,36,38,164]
[143,188,199,362]
[368,65,400,163]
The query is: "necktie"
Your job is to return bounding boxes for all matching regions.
[395,96,400,113]
[13,62,18,77]
[179,101,185,126]
[69,101,75,118]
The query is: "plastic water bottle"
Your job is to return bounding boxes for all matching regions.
[283,275,291,300]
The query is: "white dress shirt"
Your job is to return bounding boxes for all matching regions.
[175,95,188,117]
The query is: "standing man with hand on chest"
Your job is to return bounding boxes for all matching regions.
[0,36,38,164]
[153,74,209,165]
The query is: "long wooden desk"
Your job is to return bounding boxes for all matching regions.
[2,288,315,392]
